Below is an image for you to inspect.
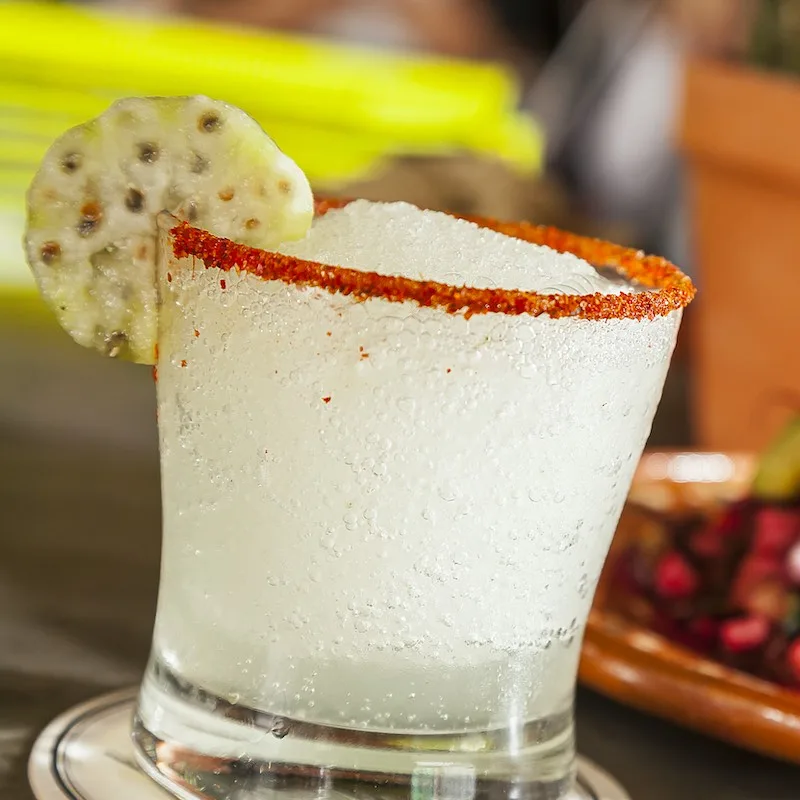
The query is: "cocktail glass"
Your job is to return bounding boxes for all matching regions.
[132,206,694,800]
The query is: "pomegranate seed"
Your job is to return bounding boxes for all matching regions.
[753,507,800,558]
[684,616,719,654]
[651,611,683,640]
[716,501,751,538]
[654,551,699,599]
[720,615,770,653]
[730,554,783,608]
[689,527,725,559]
[689,502,751,559]
[744,579,788,621]
[612,550,641,593]
[787,639,800,682]
[786,541,800,585]
[689,615,719,641]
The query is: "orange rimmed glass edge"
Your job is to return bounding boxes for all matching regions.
[169,197,696,321]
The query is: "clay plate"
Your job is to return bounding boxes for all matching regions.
[580,450,800,762]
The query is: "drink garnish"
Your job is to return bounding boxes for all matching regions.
[24,96,313,364]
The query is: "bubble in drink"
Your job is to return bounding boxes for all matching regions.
[154,201,682,735]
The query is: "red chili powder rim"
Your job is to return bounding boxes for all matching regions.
[170,198,695,321]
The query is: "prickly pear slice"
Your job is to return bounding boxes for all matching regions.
[25,96,313,364]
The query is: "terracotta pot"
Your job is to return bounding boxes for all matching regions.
[680,58,800,451]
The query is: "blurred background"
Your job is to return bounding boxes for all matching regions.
[2,0,800,454]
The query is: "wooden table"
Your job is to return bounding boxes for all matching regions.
[2,307,799,800]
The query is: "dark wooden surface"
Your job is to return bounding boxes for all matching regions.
[2,304,799,800]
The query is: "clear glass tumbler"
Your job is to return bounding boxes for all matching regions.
[133,208,694,800]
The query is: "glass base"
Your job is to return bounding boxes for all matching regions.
[133,660,577,800]
[28,688,628,800]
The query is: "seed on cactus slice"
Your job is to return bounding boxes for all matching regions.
[24,96,313,364]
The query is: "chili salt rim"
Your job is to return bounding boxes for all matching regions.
[170,199,695,321]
